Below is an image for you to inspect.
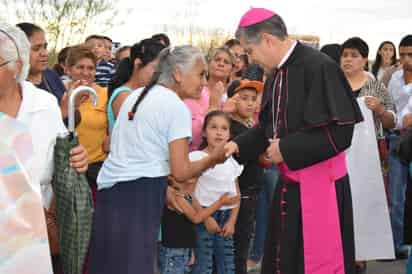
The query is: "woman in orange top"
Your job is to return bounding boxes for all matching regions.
[65,44,109,200]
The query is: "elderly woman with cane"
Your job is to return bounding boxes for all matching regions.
[0,22,88,273]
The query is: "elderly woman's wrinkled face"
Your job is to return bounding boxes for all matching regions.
[0,55,14,91]
[67,57,96,86]
[179,58,207,100]
[29,31,48,74]
[0,37,20,92]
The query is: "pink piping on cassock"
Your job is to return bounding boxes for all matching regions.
[284,69,289,134]
[326,127,339,153]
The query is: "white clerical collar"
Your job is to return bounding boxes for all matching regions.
[277,40,297,68]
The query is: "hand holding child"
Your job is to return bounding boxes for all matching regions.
[219,193,240,206]
[204,218,221,234]
[166,186,183,213]
[210,142,228,165]
[221,220,236,237]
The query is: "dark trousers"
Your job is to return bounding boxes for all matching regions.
[234,193,259,274]
[89,177,167,274]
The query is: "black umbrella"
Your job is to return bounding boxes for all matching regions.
[52,86,98,274]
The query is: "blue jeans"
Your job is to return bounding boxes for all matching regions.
[388,134,409,252]
[192,210,235,274]
[159,245,191,274]
[249,165,279,262]
[408,250,412,274]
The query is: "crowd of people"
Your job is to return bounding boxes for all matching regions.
[1,6,412,274]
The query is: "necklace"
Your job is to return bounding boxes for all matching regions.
[272,69,283,139]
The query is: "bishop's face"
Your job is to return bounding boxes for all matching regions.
[239,35,279,71]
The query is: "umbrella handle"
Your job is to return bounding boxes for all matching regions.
[68,86,98,134]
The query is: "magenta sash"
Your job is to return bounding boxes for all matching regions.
[278,152,347,274]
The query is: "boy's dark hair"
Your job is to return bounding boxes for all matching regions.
[16,22,43,38]
[52,46,71,76]
[341,37,369,58]
[85,34,104,42]
[400,35,412,48]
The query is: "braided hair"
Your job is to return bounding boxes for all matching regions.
[127,45,205,120]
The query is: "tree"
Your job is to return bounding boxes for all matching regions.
[159,0,232,55]
[1,0,129,62]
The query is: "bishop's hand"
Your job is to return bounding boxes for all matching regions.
[264,138,284,164]
[224,141,239,158]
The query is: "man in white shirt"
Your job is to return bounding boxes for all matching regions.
[387,34,412,259]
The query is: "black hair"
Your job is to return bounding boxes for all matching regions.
[371,41,397,77]
[198,110,232,150]
[320,43,341,64]
[224,38,241,48]
[52,46,71,76]
[227,80,241,98]
[102,36,112,43]
[127,46,171,121]
[235,54,249,77]
[341,37,369,58]
[227,64,263,97]
[400,35,412,48]
[108,38,165,97]
[151,33,170,47]
[242,63,263,81]
[16,22,43,38]
[116,46,131,58]
[85,34,104,42]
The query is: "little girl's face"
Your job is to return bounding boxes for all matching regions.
[205,116,231,148]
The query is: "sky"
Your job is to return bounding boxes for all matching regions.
[107,0,412,59]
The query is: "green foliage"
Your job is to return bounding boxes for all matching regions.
[1,0,124,58]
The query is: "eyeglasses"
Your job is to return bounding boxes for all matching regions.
[0,60,12,68]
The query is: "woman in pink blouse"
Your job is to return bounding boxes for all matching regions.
[185,48,234,151]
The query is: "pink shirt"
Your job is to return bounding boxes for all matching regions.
[184,87,210,151]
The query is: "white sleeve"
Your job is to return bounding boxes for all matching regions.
[398,96,412,129]
[189,151,206,161]
[166,99,192,143]
[231,157,244,177]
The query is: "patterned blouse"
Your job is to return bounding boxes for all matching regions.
[356,77,395,138]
